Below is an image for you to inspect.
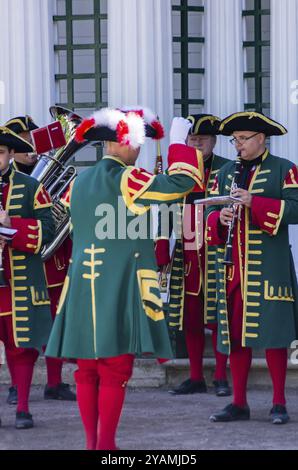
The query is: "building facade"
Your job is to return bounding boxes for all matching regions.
[0,0,298,260]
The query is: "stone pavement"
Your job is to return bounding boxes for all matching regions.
[1,385,298,450]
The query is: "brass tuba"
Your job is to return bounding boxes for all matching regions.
[31,105,88,261]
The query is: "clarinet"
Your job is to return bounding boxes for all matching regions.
[222,158,242,266]
[154,141,168,292]
[0,171,7,286]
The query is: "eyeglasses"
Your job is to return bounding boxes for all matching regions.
[230,132,260,146]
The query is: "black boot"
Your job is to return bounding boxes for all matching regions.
[15,411,34,429]
[210,403,250,422]
[213,380,232,397]
[7,386,18,405]
[169,378,207,395]
[44,383,76,401]
[270,405,289,425]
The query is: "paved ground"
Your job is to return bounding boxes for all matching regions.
[0,385,298,450]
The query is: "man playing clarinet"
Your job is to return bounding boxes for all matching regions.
[206,111,298,425]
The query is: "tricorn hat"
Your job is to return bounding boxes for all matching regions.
[5,115,39,134]
[75,107,164,148]
[219,111,287,137]
[0,127,35,153]
[187,114,221,136]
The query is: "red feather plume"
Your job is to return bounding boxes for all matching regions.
[151,120,165,140]
[116,120,130,145]
[75,118,96,143]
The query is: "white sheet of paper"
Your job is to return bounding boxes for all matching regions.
[194,196,242,206]
[0,227,18,241]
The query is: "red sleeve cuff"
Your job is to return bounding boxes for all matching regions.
[155,239,171,267]
[205,211,227,245]
[167,144,205,192]
[251,196,284,236]
[10,218,42,254]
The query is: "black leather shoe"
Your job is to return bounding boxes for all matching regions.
[210,403,250,422]
[213,380,232,397]
[169,378,207,395]
[44,383,76,401]
[15,411,34,429]
[7,386,18,405]
[270,405,289,425]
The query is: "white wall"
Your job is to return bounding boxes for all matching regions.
[0,0,55,127]
[108,0,174,171]
[270,0,298,271]
[54,0,108,167]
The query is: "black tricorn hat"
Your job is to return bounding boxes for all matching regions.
[75,107,164,148]
[0,127,35,153]
[187,114,221,136]
[5,115,39,134]
[219,111,288,137]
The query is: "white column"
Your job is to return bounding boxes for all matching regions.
[270,0,298,270]
[270,0,298,162]
[205,0,244,160]
[0,0,55,127]
[108,0,174,170]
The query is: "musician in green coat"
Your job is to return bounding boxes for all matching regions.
[0,126,55,429]
[155,114,230,397]
[205,112,298,425]
[46,108,205,450]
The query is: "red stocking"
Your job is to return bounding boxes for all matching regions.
[209,324,228,380]
[75,361,99,451]
[96,385,126,451]
[96,354,134,451]
[45,356,63,387]
[184,294,205,381]
[229,347,252,407]
[266,348,287,406]
[14,349,38,413]
[5,348,17,387]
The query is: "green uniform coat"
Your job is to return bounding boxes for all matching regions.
[46,151,202,359]
[4,168,55,349]
[205,151,298,354]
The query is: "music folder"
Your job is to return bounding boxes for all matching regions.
[31,121,67,155]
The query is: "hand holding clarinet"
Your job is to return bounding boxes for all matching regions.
[220,159,242,266]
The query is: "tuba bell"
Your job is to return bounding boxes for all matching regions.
[31,105,88,261]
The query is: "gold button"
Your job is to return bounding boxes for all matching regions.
[134,253,140,259]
